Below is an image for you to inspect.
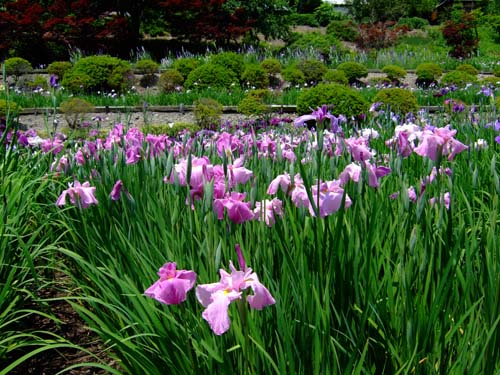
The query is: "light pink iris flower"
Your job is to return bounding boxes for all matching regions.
[56,180,98,208]
[144,262,197,305]
[309,180,351,217]
[196,261,275,335]
[213,192,254,224]
[414,126,468,161]
[254,198,284,226]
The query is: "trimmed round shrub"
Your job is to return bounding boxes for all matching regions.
[47,61,73,79]
[296,59,328,85]
[158,69,184,92]
[282,66,306,86]
[456,63,479,76]
[415,62,443,87]
[61,55,133,93]
[372,88,419,115]
[172,57,200,80]
[396,17,429,30]
[314,3,348,26]
[0,99,22,117]
[296,83,368,118]
[440,70,477,87]
[326,20,359,42]
[193,98,223,130]
[209,52,245,78]
[238,90,270,116]
[135,59,159,75]
[336,62,368,84]
[3,57,32,81]
[59,97,95,128]
[24,76,49,90]
[260,58,281,76]
[322,69,348,85]
[184,63,238,90]
[241,64,269,89]
[381,64,407,82]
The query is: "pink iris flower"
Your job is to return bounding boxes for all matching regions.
[144,262,197,305]
[56,180,98,208]
[196,261,275,335]
[414,126,468,161]
[213,192,254,224]
[254,198,284,226]
[109,180,124,201]
[344,136,374,162]
[309,180,351,217]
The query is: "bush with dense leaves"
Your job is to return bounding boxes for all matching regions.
[356,22,402,50]
[396,17,429,30]
[440,70,477,87]
[441,6,479,59]
[260,58,281,76]
[296,59,327,85]
[59,97,95,128]
[314,3,349,26]
[184,63,238,90]
[135,59,159,75]
[456,63,479,76]
[282,66,306,86]
[372,88,418,115]
[381,64,407,83]
[241,64,269,89]
[322,69,348,85]
[61,55,133,93]
[296,83,368,118]
[336,61,368,84]
[415,62,443,87]
[172,58,201,80]
[237,89,270,116]
[287,13,320,27]
[47,61,73,80]
[158,69,184,92]
[0,99,22,118]
[492,65,500,77]
[193,98,223,130]
[3,57,32,81]
[209,52,245,79]
[326,20,359,42]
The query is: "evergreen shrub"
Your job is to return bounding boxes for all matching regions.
[372,88,419,115]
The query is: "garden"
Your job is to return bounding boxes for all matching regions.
[1,0,500,374]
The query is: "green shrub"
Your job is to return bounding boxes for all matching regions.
[241,64,269,89]
[184,63,238,90]
[296,59,328,85]
[59,97,95,128]
[296,83,368,118]
[372,88,419,114]
[326,20,359,42]
[260,58,281,76]
[0,99,22,117]
[287,13,320,27]
[322,69,348,85]
[209,52,245,78]
[61,55,133,93]
[456,63,479,76]
[493,65,500,77]
[238,90,270,116]
[158,69,184,92]
[47,61,73,79]
[143,122,201,137]
[381,64,407,82]
[287,32,343,56]
[440,70,477,87]
[23,76,49,90]
[481,76,500,87]
[135,59,159,75]
[282,66,306,86]
[336,61,368,84]
[3,57,32,81]
[172,58,201,80]
[396,17,429,30]
[193,98,223,130]
[314,3,349,26]
[415,62,443,87]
